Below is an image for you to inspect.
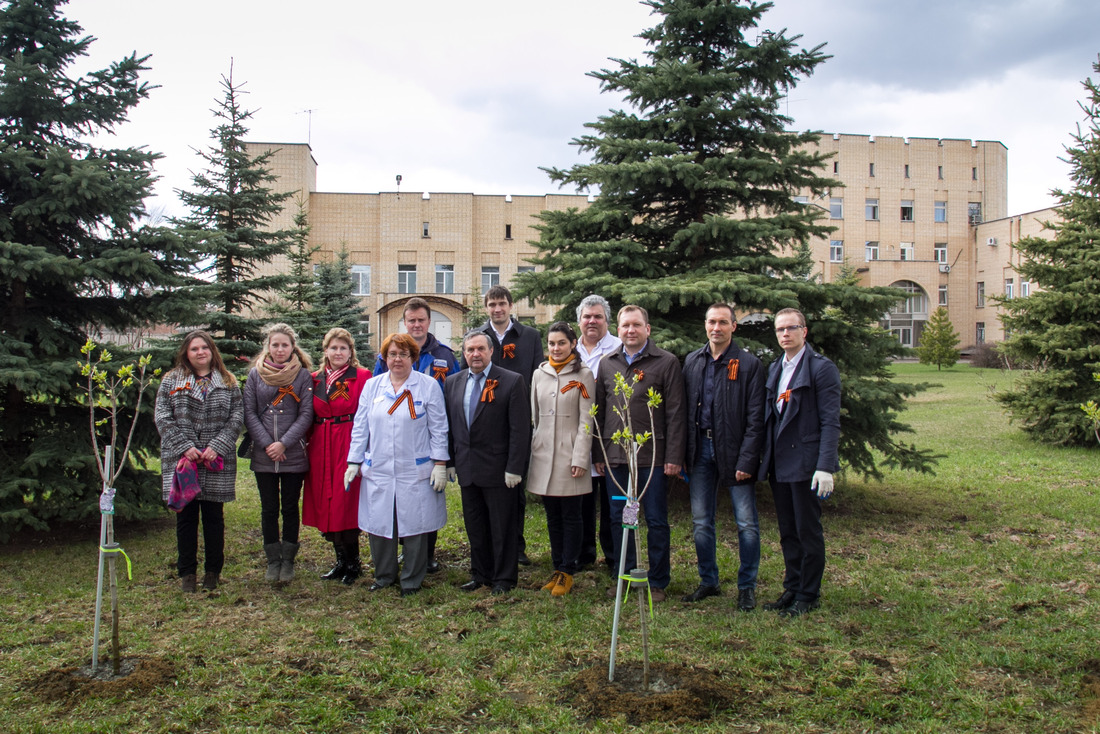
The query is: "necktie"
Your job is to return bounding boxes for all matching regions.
[467,372,483,427]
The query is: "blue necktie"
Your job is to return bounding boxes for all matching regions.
[467,372,483,428]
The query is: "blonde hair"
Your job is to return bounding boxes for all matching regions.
[252,322,314,369]
[321,327,360,370]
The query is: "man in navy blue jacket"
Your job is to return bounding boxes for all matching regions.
[761,308,841,618]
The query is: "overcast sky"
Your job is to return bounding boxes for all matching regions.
[65,0,1100,218]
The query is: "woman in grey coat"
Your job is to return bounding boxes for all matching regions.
[155,331,243,593]
[243,323,315,583]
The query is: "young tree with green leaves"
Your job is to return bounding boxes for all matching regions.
[997,58,1100,446]
[174,66,296,369]
[313,249,372,361]
[517,0,935,478]
[916,307,960,370]
[0,0,198,537]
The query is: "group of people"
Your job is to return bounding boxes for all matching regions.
[154,285,840,617]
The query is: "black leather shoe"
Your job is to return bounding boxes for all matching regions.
[763,590,797,611]
[777,599,820,618]
[680,584,721,603]
[460,579,485,592]
[368,581,389,592]
[400,587,420,597]
[517,552,531,567]
[426,559,442,574]
[737,588,757,612]
[490,584,514,595]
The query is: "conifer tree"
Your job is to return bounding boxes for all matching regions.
[267,201,321,352]
[997,58,1100,446]
[0,0,198,536]
[518,0,936,478]
[313,249,372,361]
[916,307,960,370]
[175,66,295,368]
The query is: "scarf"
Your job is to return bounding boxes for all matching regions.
[256,353,302,387]
[325,364,350,392]
[548,353,576,373]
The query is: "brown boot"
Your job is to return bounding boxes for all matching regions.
[201,572,219,591]
[181,574,197,593]
[541,571,562,592]
[551,572,574,597]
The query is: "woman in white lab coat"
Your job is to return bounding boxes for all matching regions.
[345,333,449,596]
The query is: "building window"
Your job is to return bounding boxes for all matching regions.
[934,201,947,222]
[1004,278,1014,300]
[515,265,536,306]
[833,161,839,174]
[505,224,512,240]
[422,222,430,238]
[829,241,844,262]
[938,165,944,179]
[904,164,910,178]
[972,167,978,181]
[481,266,500,295]
[869,162,875,177]
[900,200,914,222]
[865,241,879,261]
[934,243,947,264]
[350,265,371,296]
[865,199,879,221]
[435,264,454,294]
[1021,280,1031,297]
[968,202,982,224]
[938,285,948,306]
[398,264,417,294]
[899,242,914,261]
[976,322,986,344]
[976,282,985,308]
[829,197,843,219]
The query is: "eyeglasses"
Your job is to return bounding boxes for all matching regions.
[386,351,411,360]
[775,325,805,334]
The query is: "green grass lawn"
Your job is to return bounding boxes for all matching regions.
[1,364,1097,733]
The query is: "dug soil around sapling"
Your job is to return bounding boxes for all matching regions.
[26,656,175,702]
[566,661,740,724]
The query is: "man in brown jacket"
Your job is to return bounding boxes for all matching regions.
[594,305,686,602]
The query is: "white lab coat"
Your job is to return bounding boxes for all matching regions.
[347,370,449,539]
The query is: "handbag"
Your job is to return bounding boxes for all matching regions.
[237,432,253,459]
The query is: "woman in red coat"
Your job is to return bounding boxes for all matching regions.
[303,328,372,584]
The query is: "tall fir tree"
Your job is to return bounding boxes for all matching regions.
[174,65,295,368]
[997,58,1100,446]
[0,0,198,536]
[916,307,960,370]
[267,200,321,354]
[313,249,372,362]
[517,0,936,478]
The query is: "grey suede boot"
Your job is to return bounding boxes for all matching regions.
[264,542,282,582]
[279,541,300,583]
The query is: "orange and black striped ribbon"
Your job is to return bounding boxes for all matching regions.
[387,389,417,419]
[169,382,192,395]
[561,380,590,399]
[502,344,516,359]
[632,368,645,382]
[778,389,792,404]
[330,381,350,401]
[271,385,300,405]
[481,379,498,403]
[727,359,740,381]
[432,365,448,383]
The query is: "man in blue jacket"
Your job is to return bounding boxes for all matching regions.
[761,308,841,618]
[681,303,765,611]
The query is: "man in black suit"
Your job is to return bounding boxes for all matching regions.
[761,308,841,618]
[445,331,531,594]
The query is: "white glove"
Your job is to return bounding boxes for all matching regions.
[447,467,457,484]
[504,472,522,488]
[811,470,834,499]
[344,463,360,490]
[430,465,448,493]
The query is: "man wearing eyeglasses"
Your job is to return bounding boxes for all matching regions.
[760,308,841,618]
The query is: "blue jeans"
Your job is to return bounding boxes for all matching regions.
[607,465,670,590]
[688,437,760,589]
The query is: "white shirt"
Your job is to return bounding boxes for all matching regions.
[578,331,622,379]
[776,345,807,414]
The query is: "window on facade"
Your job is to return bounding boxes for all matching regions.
[976,322,986,344]
[937,165,944,179]
[938,285,948,306]
[904,164,910,178]
[504,224,512,239]
[398,264,417,294]
[976,281,985,308]
[865,199,879,221]
[1004,278,1014,300]
[1021,280,1031,297]
[793,195,809,205]
[968,202,982,224]
[972,167,978,181]
[350,265,371,296]
[888,280,928,316]
[934,243,947,264]
[829,240,843,263]
[833,161,839,174]
[829,197,843,219]
[422,222,430,238]
[900,200,914,222]
[869,162,875,177]
[435,264,454,294]
[865,241,879,261]
[899,242,914,261]
[934,201,947,222]
[481,266,500,295]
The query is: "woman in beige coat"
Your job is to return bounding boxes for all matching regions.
[528,321,595,596]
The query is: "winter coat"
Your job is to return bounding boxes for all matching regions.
[347,370,449,539]
[527,359,595,497]
[155,369,243,503]
[243,366,315,474]
[303,366,370,534]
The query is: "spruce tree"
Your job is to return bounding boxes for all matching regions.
[916,307,960,370]
[0,0,198,536]
[267,200,321,353]
[313,249,372,362]
[997,59,1100,446]
[174,66,295,368]
[517,0,936,478]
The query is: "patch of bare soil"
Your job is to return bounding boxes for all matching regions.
[1082,659,1100,726]
[566,661,740,725]
[25,656,175,702]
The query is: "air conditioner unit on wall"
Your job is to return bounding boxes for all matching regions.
[939,264,951,273]
[986,237,998,246]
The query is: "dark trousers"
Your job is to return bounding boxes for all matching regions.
[769,478,825,602]
[581,476,613,566]
[517,476,528,554]
[544,494,584,575]
[255,472,305,545]
[176,499,225,577]
[461,482,519,589]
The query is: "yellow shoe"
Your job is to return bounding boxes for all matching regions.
[551,572,574,597]
[541,571,562,592]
